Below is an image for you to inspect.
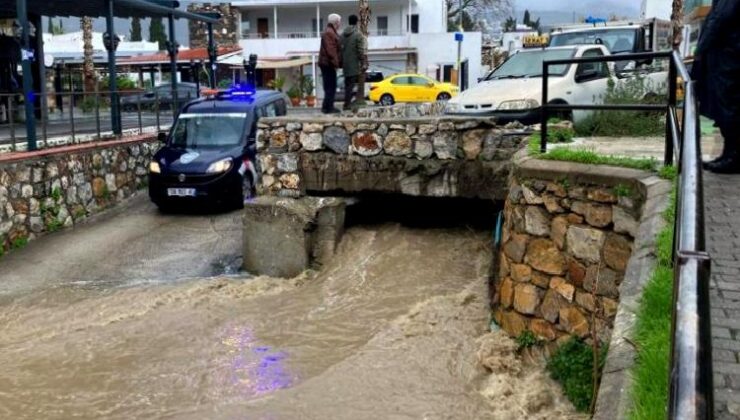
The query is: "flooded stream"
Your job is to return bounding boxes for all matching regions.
[0,224,578,419]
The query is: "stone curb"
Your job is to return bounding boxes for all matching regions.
[591,174,671,420]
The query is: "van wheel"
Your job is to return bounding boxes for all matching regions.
[380,94,395,106]
[437,92,452,101]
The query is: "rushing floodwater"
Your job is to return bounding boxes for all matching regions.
[0,225,579,419]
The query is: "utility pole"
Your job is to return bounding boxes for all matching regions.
[356,0,370,109]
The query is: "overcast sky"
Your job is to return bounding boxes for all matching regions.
[515,0,642,13]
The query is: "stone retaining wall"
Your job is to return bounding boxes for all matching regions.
[494,154,660,343]
[256,116,528,200]
[0,138,158,250]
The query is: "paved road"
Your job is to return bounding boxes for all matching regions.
[0,194,243,299]
[706,170,740,419]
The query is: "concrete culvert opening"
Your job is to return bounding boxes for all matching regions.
[340,193,502,231]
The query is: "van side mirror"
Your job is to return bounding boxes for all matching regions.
[157,131,168,143]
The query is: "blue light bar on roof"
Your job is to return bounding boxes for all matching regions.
[225,83,256,97]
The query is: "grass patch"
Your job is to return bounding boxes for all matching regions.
[541,147,658,172]
[516,330,539,350]
[629,176,677,420]
[11,236,28,250]
[547,337,608,412]
[528,134,658,172]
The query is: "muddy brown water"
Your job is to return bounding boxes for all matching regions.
[0,225,579,419]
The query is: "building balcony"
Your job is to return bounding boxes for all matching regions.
[241,29,406,40]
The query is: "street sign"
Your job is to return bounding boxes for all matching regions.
[454,32,463,42]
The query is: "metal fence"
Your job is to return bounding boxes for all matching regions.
[541,50,713,419]
[0,89,197,152]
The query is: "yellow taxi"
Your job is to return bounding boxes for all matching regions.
[368,74,459,106]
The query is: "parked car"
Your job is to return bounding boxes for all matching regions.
[368,74,459,106]
[148,88,288,211]
[120,82,199,112]
[446,45,615,124]
[335,71,384,102]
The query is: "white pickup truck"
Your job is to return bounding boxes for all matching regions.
[445,44,666,124]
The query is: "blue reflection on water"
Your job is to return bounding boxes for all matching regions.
[222,326,295,396]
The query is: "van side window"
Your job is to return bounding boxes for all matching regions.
[264,102,277,117]
[576,49,610,80]
[275,99,287,115]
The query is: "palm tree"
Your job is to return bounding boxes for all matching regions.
[671,0,683,49]
[81,17,96,93]
[356,0,370,108]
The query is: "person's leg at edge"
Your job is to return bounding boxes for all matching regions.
[321,66,336,113]
[343,76,356,111]
[706,124,740,173]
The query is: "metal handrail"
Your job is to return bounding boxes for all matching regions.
[541,50,713,419]
[0,89,194,152]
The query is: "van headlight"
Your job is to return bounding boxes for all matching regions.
[445,102,461,113]
[497,99,540,111]
[149,161,161,174]
[206,158,233,174]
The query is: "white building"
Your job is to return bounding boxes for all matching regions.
[231,0,483,97]
[640,0,672,20]
[42,31,159,63]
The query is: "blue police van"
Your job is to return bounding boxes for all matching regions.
[148,86,288,211]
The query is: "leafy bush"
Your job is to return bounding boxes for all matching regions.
[575,76,667,137]
[99,75,137,91]
[547,337,607,412]
[79,96,99,113]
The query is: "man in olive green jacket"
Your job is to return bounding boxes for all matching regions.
[340,15,368,110]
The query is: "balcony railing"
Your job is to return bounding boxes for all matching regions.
[241,29,404,40]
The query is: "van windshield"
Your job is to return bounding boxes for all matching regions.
[550,29,638,53]
[486,49,576,80]
[170,113,247,149]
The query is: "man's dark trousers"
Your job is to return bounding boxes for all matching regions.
[321,66,337,113]
[343,75,359,110]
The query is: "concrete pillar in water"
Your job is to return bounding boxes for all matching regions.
[242,197,346,278]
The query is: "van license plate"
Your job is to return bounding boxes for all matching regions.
[167,188,196,197]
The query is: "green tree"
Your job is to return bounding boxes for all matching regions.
[149,18,167,50]
[130,17,142,42]
[523,9,531,26]
[503,17,516,32]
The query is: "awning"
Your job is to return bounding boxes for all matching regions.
[219,55,313,69]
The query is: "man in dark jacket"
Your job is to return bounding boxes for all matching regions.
[694,0,740,173]
[319,14,342,114]
[341,15,368,110]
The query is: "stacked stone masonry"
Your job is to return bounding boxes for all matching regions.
[0,141,158,251]
[255,116,528,200]
[494,176,641,342]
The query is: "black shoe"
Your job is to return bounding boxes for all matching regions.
[706,156,740,174]
[328,108,341,114]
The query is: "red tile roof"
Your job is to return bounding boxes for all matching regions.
[118,46,242,64]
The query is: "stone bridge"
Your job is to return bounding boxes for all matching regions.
[244,114,530,277]
[255,115,529,201]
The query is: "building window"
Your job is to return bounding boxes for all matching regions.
[312,18,324,37]
[407,14,419,33]
[377,16,388,36]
